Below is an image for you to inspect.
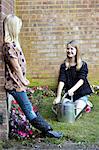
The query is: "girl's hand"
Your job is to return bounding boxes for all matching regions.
[68,89,74,96]
[53,96,61,105]
[23,79,30,86]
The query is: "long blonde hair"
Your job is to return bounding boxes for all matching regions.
[65,40,82,70]
[3,14,22,49]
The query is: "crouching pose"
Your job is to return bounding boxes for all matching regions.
[3,14,63,138]
[53,40,93,118]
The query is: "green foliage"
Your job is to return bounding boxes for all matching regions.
[1,86,99,147]
[29,87,99,144]
[0,140,14,149]
[27,78,57,90]
[92,85,99,95]
[0,140,3,150]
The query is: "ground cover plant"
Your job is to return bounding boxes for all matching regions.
[28,86,99,144]
[0,85,99,149]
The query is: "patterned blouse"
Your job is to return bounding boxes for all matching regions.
[3,42,26,91]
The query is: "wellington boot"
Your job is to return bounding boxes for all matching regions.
[31,112,63,138]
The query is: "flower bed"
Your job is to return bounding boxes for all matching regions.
[9,86,55,139]
[9,99,37,139]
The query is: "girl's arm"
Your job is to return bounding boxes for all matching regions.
[53,63,66,104]
[57,81,65,97]
[68,79,84,96]
[53,81,64,104]
[10,58,29,86]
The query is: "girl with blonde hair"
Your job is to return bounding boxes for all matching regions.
[53,40,92,117]
[3,14,62,138]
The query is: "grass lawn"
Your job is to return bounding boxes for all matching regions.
[0,87,99,149]
[36,92,99,145]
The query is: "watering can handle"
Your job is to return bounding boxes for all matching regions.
[52,92,73,115]
[62,92,73,102]
[52,105,57,115]
[51,93,68,115]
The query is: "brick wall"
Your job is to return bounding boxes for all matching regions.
[15,0,99,85]
[0,0,14,139]
[0,0,98,140]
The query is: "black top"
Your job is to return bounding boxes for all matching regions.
[58,61,93,101]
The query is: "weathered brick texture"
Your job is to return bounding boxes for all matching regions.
[0,0,14,139]
[15,0,99,84]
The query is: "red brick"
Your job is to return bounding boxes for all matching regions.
[16,1,99,83]
[0,0,14,140]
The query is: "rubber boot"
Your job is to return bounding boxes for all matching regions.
[31,112,63,138]
[31,111,52,132]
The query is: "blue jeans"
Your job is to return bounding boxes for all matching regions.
[78,95,88,103]
[8,90,37,122]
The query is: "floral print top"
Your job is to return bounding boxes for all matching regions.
[3,42,26,91]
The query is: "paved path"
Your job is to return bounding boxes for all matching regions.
[3,141,99,150]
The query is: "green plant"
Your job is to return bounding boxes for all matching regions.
[7,86,99,145]
[34,90,99,144]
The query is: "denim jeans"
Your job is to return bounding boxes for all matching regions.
[74,95,88,117]
[78,95,88,103]
[7,90,37,122]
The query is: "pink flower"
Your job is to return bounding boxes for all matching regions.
[12,108,16,112]
[18,107,23,113]
[37,87,43,90]
[20,114,26,121]
[18,131,27,137]
[32,87,37,91]
[29,130,33,135]
[32,106,38,112]
[12,100,18,104]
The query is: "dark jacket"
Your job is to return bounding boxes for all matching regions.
[58,61,93,101]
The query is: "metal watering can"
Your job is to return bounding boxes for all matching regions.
[52,93,76,123]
